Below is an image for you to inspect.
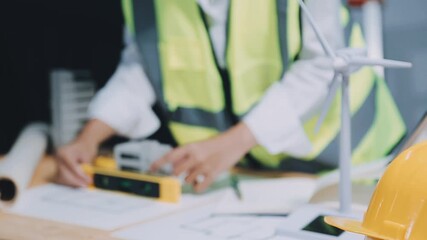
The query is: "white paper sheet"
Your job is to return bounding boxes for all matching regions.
[113,202,296,240]
[215,178,317,215]
[10,184,225,231]
[215,157,391,215]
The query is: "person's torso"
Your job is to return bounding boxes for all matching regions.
[121,0,406,173]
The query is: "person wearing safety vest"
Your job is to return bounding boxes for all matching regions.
[55,0,405,192]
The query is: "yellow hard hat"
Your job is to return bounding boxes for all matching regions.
[325,141,427,240]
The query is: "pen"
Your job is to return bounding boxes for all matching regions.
[231,175,243,201]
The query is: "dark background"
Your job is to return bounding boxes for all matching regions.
[0,0,426,154]
[0,1,123,153]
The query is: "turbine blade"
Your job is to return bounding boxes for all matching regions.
[315,74,341,133]
[297,0,336,58]
[349,57,412,68]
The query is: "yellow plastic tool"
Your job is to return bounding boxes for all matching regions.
[325,141,427,240]
[83,157,181,203]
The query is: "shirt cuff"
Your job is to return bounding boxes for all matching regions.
[243,82,312,157]
[88,98,160,139]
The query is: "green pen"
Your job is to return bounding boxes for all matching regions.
[231,175,243,200]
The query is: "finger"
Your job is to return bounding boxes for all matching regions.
[173,155,198,176]
[56,164,88,188]
[194,173,215,193]
[150,147,188,172]
[58,155,91,184]
[185,164,207,184]
[56,161,87,187]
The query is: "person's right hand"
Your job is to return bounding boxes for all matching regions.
[55,140,98,188]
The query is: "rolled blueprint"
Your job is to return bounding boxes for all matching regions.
[0,123,49,208]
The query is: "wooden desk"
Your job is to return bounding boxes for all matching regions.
[0,156,375,239]
[1,156,316,239]
[233,166,375,206]
[0,156,116,240]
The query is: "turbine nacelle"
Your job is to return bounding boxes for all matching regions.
[333,55,352,74]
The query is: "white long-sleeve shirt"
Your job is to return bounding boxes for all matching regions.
[89,0,344,157]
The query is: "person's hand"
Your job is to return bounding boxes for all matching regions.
[55,139,98,188]
[151,123,257,192]
[55,119,115,188]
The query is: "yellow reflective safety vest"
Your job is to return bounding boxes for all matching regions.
[121,0,405,173]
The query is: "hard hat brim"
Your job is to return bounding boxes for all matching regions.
[324,216,390,240]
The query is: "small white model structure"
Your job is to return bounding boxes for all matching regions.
[114,140,172,174]
[297,0,412,213]
[50,69,95,147]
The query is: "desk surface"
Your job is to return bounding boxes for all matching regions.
[0,156,116,240]
[0,156,376,239]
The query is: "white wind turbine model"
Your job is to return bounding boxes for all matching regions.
[297,0,412,213]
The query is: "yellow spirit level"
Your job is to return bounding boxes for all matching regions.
[82,157,181,203]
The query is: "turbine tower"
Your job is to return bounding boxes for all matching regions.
[296,0,412,213]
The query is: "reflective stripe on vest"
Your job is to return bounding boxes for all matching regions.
[306,8,406,168]
[227,0,299,116]
[341,7,406,165]
[124,0,300,148]
[252,7,405,169]
[122,1,405,171]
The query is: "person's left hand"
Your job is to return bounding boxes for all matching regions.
[150,122,257,192]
